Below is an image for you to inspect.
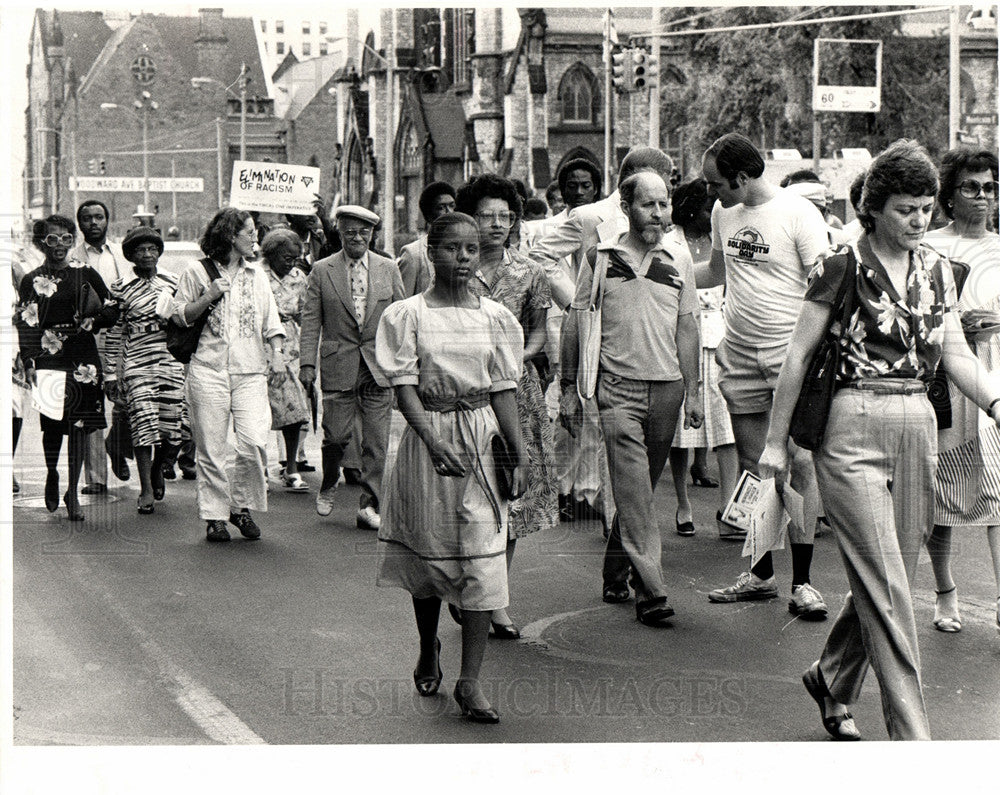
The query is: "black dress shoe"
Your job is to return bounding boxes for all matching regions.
[63,492,84,522]
[454,685,500,724]
[161,464,176,480]
[636,596,675,627]
[602,583,630,603]
[206,520,231,542]
[229,510,261,540]
[413,638,443,697]
[45,470,60,512]
[489,621,521,640]
[81,483,107,495]
[296,460,317,473]
[690,467,718,488]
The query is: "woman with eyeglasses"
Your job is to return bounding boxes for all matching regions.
[16,214,119,521]
[259,227,312,493]
[172,208,285,543]
[451,174,559,639]
[924,148,1000,634]
[104,227,185,515]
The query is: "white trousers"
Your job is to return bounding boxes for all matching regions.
[186,363,271,520]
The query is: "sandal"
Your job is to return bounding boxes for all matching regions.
[802,661,860,741]
[137,498,155,515]
[282,472,310,492]
[933,586,962,633]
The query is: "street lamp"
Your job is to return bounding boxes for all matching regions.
[133,91,158,210]
[192,63,250,161]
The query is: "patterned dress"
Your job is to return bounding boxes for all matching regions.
[374,295,524,609]
[468,249,559,539]
[265,265,311,429]
[16,263,117,433]
[925,228,1000,525]
[106,271,185,448]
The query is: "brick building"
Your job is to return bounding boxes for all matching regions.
[26,8,279,237]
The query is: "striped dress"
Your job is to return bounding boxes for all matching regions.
[927,229,1000,526]
[106,271,185,448]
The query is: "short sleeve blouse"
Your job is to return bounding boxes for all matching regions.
[374,294,524,398]
[805,235,957,383]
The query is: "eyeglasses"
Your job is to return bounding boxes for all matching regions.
[340,228,372,239]
[132,244,160,256]
[43,233,75,247]
[957,179,999,199]
[475,211,516,227]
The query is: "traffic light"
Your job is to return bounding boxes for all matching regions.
[99,159,106,175]
[632,47,652,91]
[612,47,633,93]
[87,158,97,175]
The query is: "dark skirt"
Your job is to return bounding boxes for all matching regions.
[37,369,107,434]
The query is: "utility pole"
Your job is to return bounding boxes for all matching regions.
[239,62,248,161]
[69,130,79,211]
[603,9,613,195]
[384,12,396,255]
[171,158,177,226]
[648,7,660,149]
[216,117,224,207]
[949,5,961,148]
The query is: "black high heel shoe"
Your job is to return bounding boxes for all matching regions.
[489,620,521,640]
[63,492,84,522]
[45,470,60,512]
[152,465,166,501]
[454,684,500,724]
[690,467,718,488]
[413,638,442,697]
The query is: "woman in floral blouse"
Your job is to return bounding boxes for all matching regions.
[454,174,558,639]
[16,214,118,521]
[759,140,1000,741]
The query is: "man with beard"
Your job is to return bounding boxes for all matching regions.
[560,172,703,626]
[71,200,130,490]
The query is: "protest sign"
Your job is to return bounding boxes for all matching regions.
[229,161,321,214]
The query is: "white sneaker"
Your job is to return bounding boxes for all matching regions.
[315,488,336,516]
[708,571,778,603]
[789,583,828,620]
[356,506,381,530]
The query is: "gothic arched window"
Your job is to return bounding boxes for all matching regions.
[559,64,596,125]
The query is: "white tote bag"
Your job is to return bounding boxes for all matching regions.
[575,251,608,401]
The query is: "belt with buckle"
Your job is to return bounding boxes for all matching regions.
[843,378,927,395]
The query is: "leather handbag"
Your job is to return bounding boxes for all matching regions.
[78,279,104,318]
[491,435,518,501]
[789,252,857,451]
[576,250,608,401]
[166,258,222,364]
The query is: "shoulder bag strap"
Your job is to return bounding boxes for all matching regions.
[590,249,609,309]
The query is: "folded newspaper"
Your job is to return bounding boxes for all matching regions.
[720,471,805,567]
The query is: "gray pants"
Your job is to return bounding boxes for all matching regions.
[815,389,935,740]
[83,428,107,486]
[597,372,684,603]
[320,361,391,509]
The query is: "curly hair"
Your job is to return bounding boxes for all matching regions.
[858,139,938,234]
[418,181,457,222]
[938,147,999,220]
[557,158,603,197]
[260,227,302,260]
[670,178,711,229]
[32,214,76,251]
[455,174,523,221]
[199,207,252,262]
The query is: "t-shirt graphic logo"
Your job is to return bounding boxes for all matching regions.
[726,226,771,266]
[645,256,683,290]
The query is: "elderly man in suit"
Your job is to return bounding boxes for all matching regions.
[71,199,131,492]
[299,206,405,529]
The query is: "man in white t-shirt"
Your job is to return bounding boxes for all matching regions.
[697,133,831,619]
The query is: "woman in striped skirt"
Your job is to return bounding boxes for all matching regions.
[105,227,184,514]
[925,147,1000,633]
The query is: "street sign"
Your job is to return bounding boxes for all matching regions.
[814,86,880,113]
[68,176,204,192]
[813,38,883,114]
[963,113,998,126]
[958,131,981,145]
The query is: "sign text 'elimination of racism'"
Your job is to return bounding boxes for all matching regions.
[229,161,321,214]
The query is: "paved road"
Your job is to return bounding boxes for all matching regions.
[10,410,1000,746]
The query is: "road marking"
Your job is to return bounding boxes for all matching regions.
[91,587,267,745]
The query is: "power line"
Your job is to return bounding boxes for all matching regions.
[651,4,951,38]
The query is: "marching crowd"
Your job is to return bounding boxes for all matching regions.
[12,132,1000,737]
